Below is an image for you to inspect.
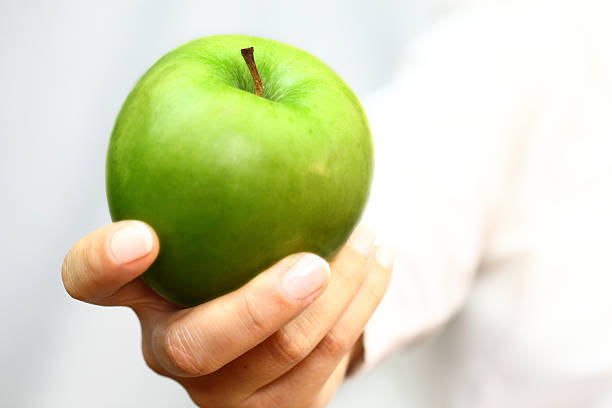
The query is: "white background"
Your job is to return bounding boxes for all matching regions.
[0,1,442,406]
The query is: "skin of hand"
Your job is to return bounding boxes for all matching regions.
[61,220,393,408]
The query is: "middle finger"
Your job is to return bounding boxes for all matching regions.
[187,226,375,403]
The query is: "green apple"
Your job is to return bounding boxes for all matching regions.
[106,35,373,307]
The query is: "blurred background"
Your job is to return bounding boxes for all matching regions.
[2,1,612,407]
[0,1,440,406]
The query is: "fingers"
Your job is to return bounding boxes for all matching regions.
[61,220,161,305]
[149,253,331,377]
[246,245,393,408]
[309,354,351,408]
[189,226,376,403]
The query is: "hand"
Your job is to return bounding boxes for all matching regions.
[62,221,393,407]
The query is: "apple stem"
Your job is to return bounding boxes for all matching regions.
[241,47,264,97]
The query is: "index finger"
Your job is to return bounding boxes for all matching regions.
[149,252,331,378]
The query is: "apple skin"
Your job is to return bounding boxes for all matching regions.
[106,35,373,307]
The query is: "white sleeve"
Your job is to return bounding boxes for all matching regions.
[357,8,541,370]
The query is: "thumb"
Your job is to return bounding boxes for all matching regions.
[61,220,159,304]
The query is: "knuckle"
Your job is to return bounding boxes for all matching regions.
[161,322,216,376]
[61,241,107,302]
[142,346,166,376]
[363,279,386,305]
[61,249,85,300]
[334,255,370,287]
[268,325,312,366]
[240,291,268,335]
[82,244,108,291]
[317,330,351,358]
[140,328,168,376]
[366,267,392,302]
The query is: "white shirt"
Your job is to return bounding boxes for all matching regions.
[360,1,612,406]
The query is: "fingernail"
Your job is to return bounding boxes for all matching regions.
[375,246,396,269]
[347,225,375,257]
[283,254,331,301]
[110,221,154,265]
